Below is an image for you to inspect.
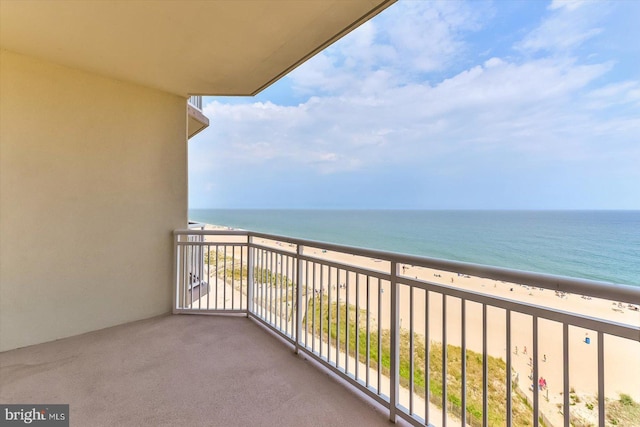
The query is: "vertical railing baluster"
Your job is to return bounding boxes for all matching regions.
[223,246,227,309]
[462,298,467,427]
[275,253,279,327]
[442,294,448,427]
[305,259,309,349]
[598,331,605,427]
[269,251,274,325]
[366,275,371,388]
[410,284,415,415]
[265,250,269,322]
[390,261,399,423]
[328,266,332,364]
[295,245,304,354]
[286,254,289,330]
[377,278,382,395]
[533,315,539,427]
[180,236,186,310]
[194,240,198,309]
[276,251,278,325]
[306,256,316,351]
[240,244,244,310]
[346,270,350,374]
[563,323,570,427]
[286,255,290,335]
[188,240,193,308]
[292,255,296,337]
[188,237,192,308]
[231,246,235,310]
[356,273,360,382]
[506,308,512,427]
[198,240,203,310]
[483,304,488,427]
[262,249,267,319]
[257,248,262,317]
[259,249,263,318]
[277,253,282,331]
[262,249,266,319]
[206,244,211,310]
[247,240,254,316]
[312,262,317,354]
[280,253,284,331]
[182,242,187,310]
[320,265,324,359]
[214,245,219,309]
[336,268,341,368]
[285,256,294,336]
[425,290,430,424]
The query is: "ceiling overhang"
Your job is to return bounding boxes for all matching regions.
[0,0,395,97]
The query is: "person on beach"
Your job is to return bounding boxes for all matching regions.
[538,377,547,391]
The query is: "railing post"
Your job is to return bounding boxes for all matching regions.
[247,235,254,317]
[175,233,187,312]
[172,232,178,314]
[390,261,399,423]
[295,244,304,354]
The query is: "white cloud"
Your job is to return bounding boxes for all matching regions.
[196,54,630,178]
[190,0,640,208]
[549,0,589,12]
[584,81,640,109]
[288,1,484,96]
[517,0,604,53]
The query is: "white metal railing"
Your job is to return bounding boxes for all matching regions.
[188,96,203,110]
[173,229,640,427]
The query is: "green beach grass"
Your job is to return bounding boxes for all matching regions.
[305,296,536,426]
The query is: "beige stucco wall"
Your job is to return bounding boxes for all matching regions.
[0,50,188,351]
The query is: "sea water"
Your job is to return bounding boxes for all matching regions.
[188,209,640,286]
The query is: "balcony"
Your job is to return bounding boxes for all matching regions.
[173,229,639,427]
[188,96,209,138]
[2,229,638,427]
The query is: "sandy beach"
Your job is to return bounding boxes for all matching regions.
[192,224,640,425]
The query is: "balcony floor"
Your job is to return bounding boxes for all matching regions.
[0,314,392,426]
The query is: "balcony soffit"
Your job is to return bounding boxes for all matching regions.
[0,0,395,97]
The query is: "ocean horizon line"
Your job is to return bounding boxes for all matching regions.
[190,207,640,212]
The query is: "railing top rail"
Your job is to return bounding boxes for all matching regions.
[173,228,640,305]
[175,229,248,236]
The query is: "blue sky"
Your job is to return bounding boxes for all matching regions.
[189,0,640,209]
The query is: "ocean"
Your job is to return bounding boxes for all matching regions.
[188,209,640,287]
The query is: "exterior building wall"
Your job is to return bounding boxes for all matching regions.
[0,50,188,351]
